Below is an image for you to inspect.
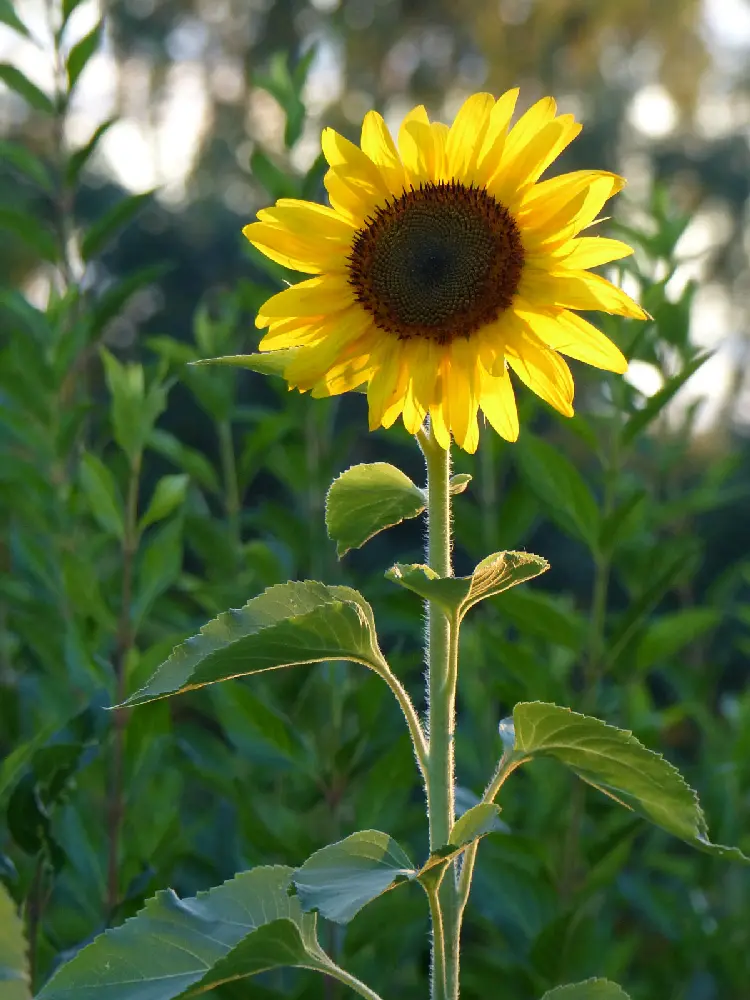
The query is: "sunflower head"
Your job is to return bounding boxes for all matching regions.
[244,91,646,453]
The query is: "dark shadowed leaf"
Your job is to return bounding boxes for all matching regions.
[0,140,52,191]
[0,208,57,261]
[293,830,416,923]
[386,551,549,620]
[81,190,155,261]
[36,866,331,1000]
[512,702,749,863]
[122,581,386,706]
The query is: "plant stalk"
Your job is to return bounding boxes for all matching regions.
[420,421,460,1000]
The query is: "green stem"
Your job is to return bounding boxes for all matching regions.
[323,960,387,1000]
[420,421,459,1000]
[218,420,240,546]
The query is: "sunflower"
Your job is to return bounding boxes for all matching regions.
[243,90,646,452]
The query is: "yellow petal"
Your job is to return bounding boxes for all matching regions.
[505,325,575,417]
[244,222,348,275]
[473,88,519,187]
[554,236,634,270]
[259,316,327,350]
[429,398,452,451]
[360,110,407,195]
[516,304,628,373]
[398,105,433,186]
[503,96,557,161]
[490,119,569,205]
[285,309,372,389]
[401,341,428,433]
[431,121,450,181]
[521,268,647,319]
[324,167,381,225]
[256,199,355,238]
[519,170,623,238]
[321,128,390,194]
[445,339,478,452]
[478,364,519,442]
[256,275,354,327]
[445,92,495,183]
[367,341,405,429]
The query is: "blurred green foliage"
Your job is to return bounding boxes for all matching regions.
[1,0,750,998]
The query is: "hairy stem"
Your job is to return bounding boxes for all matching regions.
[420,421,460,1000]
[323,961,387,1000]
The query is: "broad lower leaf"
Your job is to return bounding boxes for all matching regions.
[36,866,331,1000]
[512,703,749,863]
[123,581,386,706]
[326,463,425,557]
[0,882,30,1000]
[541,979,631,1000]
[449,803,503,847]
[386,551,548,620]
[293,830,416,924]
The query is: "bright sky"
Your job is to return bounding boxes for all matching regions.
[2,0,750,433]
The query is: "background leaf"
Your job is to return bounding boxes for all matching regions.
[541,979,631,999]
[0,881,31,1000]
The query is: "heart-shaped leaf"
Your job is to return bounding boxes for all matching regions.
[512,702,749,863]
[293,831,416,924]
[122,581,386,707]
[386,551,549,620]
[326,463,426,557]
[36,867,332,1000]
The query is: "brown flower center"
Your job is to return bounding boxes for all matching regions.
[347,181,525,344]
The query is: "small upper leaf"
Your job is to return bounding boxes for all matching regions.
[512,702,749,863]
[326,463,426,557]
[541,979,631,1000]
[0,882,30,1000]
[66,21,102,90]
[122,581,386,707]
[36,866,330,1000]
[293,830,416,924]
[386,551,549,620]
[449,803,503,847]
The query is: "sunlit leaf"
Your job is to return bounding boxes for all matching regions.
[386,551,549,620]
[0,63,54,113]
[541,979,631,1000]
[326,463,425,557]
[0,882,30,1000]
[449,803,503,847]
[122,581,386,706]
[36,866,332,1000]
[512,702,749,863]
[293,830,416,924]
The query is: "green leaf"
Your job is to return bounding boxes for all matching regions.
[0,0,31,38]
[78,451,124,539]
[512,702,749,863]
[0,882,30,1000]
[122,581,386,707]
[0,140,52,191]
[81,190,154,261]
[101,350,168,463]
[634,608,720,672]
[516,435,599,548]
[66,21,102,90]
[293,831,416,924]
[65,117,115,185]
[0,208,57,261]
[132,517,183,626]
[36,866,332,1000]
[0,722,61,805]
[139,474,189,531]
[449,803,503,847]
[541,979,631,1000]
[0,64,54,113]
[192,350,297,377]
[250,149,299,200]
[386,550,549,620]
[326,463,425,557]
[622,352,711,446]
